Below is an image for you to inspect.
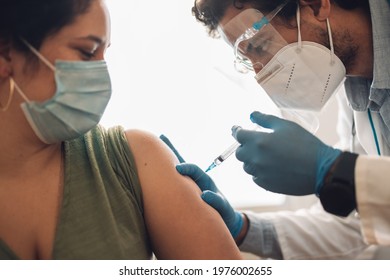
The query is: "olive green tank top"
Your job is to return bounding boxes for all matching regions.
[0,125,152,259]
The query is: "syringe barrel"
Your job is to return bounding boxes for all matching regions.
[213,141,240,165]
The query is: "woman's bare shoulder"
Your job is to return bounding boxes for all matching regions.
[123,128,183,178]
[123,128,242,260]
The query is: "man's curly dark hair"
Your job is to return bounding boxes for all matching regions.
[192,0,365,37]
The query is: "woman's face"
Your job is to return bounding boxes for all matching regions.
[10,0,111,103]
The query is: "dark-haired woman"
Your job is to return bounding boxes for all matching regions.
[0,0,242,260]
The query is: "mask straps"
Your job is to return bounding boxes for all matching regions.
[13,78,30,102]
[326,18,336,64]
[11,38,58,103]
[19,38,56,72]
[296,4,336,64]
[296,5,302,49]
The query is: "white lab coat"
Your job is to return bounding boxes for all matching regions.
[335,89,390,246]
[343,104,390,246]
[242,90,390,259]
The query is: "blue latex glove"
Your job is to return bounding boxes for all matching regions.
[176,163,244,239]
[159,134,186,163]
[233,111,342,195]
[159,134,243,238]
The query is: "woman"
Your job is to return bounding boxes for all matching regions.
[0,0,242,260]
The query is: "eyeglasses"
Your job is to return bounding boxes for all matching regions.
[232,1,288,73]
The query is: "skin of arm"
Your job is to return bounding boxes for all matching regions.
[125,129,243,260]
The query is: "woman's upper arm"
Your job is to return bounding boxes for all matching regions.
[125,129,242,260]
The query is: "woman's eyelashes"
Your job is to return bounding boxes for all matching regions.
[77,48,97,60]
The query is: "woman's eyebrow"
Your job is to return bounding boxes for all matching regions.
[75,35,105,45]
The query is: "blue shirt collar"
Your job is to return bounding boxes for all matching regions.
[344,0,390,148]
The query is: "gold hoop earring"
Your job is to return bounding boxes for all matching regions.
[0,77,15,112]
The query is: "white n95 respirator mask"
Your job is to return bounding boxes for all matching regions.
[13,40,112,144]
[254,40,346,111]
[254,6,345,129]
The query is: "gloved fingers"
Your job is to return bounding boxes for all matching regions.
[232,126,264,145]
[250,111,282,129]
[242,162,259,176]
[201,190,230,214]
[252,175,272,191]
[231,125,242,139]
[202,191,243,238]
[159,134,186,163]
[176,163,217,192]
[233,129,270,164]
[252,177,276,195]
[202,191,236,224]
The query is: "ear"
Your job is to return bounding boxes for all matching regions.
[299,0,331,21]
[0,57,12,78]
[0,42,12,78]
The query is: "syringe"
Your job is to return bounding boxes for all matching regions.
[205,140,241,172]
[204,124,267,172]
[204,125,245,172]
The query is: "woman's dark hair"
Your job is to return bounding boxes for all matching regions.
[192,0,365,37]
[0,0,94,52]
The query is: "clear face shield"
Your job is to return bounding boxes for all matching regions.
[219,4,287,74]
[219,3,346,133]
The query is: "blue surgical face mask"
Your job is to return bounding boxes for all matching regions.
[14,40,112,144]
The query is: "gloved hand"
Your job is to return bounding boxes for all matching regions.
[176,163,244,239]
[159,134,186,163]
[233,111,342,196]
[159,134,244,239]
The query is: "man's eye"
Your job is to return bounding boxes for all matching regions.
[247,41,269,56]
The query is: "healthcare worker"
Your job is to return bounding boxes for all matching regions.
[164,0,390,259]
